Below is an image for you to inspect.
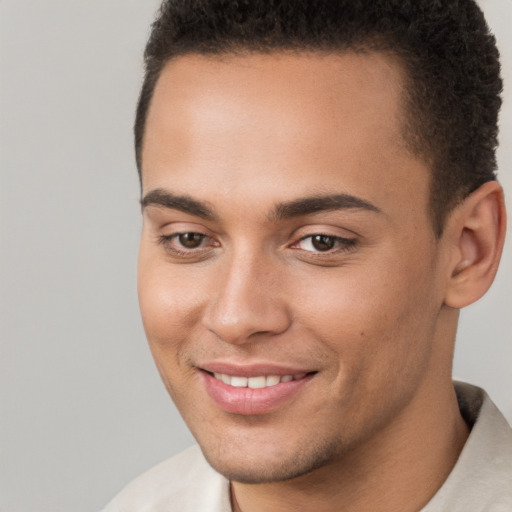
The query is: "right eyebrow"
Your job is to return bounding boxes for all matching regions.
[141,189,216,220]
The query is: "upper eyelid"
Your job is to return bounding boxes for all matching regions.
[297,233,355,241]
[291,221,361,238]
[158,222,216,238]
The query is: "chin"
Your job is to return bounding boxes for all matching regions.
[198,435,339,484]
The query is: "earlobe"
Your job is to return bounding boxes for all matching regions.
[444,181,507,309]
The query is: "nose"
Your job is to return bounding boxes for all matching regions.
[202,251,292,344]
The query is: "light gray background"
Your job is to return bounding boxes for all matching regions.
[0,1,510,511]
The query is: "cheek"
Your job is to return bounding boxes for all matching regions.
[137,246,208,388]
[293,258,439,380]
[294,265,439,439]
[137,263,205,409]
[138,245,202,338]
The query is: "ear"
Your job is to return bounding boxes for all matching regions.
[443,181,507,309]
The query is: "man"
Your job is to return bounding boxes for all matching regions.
[104,0,511,510]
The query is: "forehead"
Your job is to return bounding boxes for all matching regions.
[142,52,430,222]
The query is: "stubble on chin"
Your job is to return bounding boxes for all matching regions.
[197,429,343,484]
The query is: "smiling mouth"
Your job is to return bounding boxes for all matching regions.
[211,372,308,389]
[200,369,316,414]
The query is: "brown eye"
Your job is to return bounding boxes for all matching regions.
[294,234,356,253]
[178,233,205,248]
[311,235,336,251]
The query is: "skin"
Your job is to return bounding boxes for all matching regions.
[138,52,506,511]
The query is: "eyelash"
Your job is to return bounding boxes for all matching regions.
[157,232,357,258]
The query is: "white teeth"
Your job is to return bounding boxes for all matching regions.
[248,376,267,389]
[214,372,232,385]
[213,373,306,387]
[266,375,280,387]
[231,376,248,387]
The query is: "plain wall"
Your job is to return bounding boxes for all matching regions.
[0,1,510,511]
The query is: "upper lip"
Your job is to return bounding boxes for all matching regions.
[199,362,315,377]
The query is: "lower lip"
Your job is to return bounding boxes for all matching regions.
[201,371,314,415]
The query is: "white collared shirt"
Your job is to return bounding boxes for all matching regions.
[103,382,512,512]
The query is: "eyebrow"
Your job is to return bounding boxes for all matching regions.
[141,189,216,220]
[270,194,381,220]
[141,189,381,221]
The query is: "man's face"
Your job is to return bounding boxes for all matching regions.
[138,52,451,483]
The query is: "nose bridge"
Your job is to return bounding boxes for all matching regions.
[203,247,291,344]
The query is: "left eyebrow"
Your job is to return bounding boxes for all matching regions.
[270,194,381,221]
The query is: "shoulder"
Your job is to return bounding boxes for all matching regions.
[102,445,231,512]
[422,382,512,511]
